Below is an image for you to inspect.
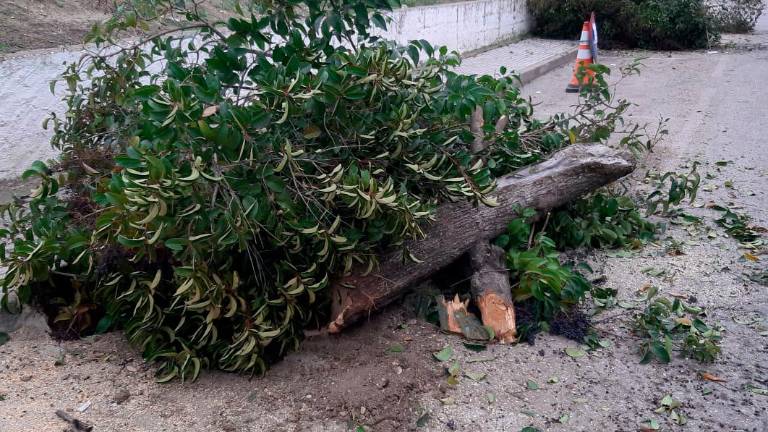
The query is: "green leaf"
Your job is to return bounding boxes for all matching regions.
[165,238,186,251]
[433,346,454,362]
[416,412,430,427]
[465,371,486,382]
[526,379,539,390]
[387,343,404,354]
[747,384,768,396]
[117,235,145,248]
[651,341,671,363]
[94,316,113,334]
[463,341,487,352]
[565,347,586,358]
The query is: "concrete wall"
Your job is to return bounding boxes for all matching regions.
[379,0,531,53]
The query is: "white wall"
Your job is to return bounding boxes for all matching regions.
[379,0,531,53]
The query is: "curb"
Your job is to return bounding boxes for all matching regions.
[517,48,577,86]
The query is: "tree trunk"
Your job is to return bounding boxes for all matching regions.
[469,242,517,342]
[467,107,517,343]
[327,144,635,333]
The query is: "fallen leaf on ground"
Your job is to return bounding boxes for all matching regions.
[701,372,726,382]
[746,384,768,396]
[416,412,430,427]
[433,346,453,362]
[565,347,586,358]
[526,379,539,390]
[465,371,486,382]
[743,253,759,262]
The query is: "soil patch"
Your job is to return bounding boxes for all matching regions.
[0,303,447,431]
[0,0,232,53]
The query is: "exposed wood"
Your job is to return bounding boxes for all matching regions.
[439,295,468,334]
[435,294,489,340]
[327,144,635,333]
[469,243,517,343]
[468,108,517,343]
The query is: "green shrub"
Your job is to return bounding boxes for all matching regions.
[526,0,718,49]
[709,0,765,33]
[548,193,657,249]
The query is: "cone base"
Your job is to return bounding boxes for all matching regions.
[565,84,580,93]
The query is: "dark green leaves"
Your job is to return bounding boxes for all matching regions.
[636,292,721,364]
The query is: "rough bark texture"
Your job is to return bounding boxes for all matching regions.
[327,144,635,333]
[468,108,517,342]
[469,243,517,342]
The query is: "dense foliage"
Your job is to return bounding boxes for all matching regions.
[1,0,612,380]
[527,0,717,50]
[709,0,765,33]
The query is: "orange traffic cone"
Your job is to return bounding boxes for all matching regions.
[565,21,595,93]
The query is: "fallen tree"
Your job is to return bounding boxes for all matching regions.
[329,144,635,333]
[0,0,651,381]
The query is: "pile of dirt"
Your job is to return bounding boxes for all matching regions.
[0,304,448,431]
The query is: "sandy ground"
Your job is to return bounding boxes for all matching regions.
[1,14,768,432]
[0,0,234,53]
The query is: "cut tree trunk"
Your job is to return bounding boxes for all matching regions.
[327,144,635,333]
[469,242,517,342]
[467,108,517,343]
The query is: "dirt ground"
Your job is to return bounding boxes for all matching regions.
[1,14,768,432]
[0,0,110,53]
[0,0,232,53]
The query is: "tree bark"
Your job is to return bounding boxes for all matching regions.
[469,242,517,342]
[327,144,635,333]
[468,108,517,343]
